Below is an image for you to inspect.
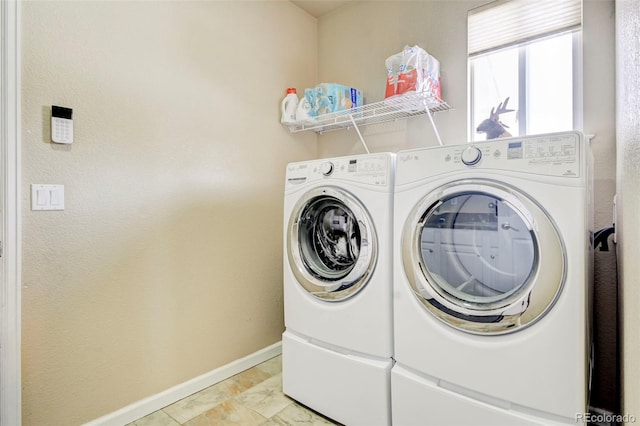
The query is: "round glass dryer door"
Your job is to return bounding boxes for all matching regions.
[402,180,565,334]
[288,187,377,301]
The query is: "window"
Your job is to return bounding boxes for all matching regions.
[468,0,582,141]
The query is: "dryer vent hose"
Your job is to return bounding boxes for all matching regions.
[594,226,615,252]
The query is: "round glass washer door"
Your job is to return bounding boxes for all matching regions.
[402,179,566,334]
[287,186,377,301]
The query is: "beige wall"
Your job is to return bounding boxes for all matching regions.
[616,0,640,421]
[316,0,616,230]
[21,1,317,424]
[317,0,479,155]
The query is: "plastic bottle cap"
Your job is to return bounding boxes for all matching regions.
[286,88,297,94]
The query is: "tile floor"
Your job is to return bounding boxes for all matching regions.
[127,355,341,426]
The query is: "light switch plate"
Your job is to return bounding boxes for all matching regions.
[31,184,64,211]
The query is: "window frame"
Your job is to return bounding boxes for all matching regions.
[468,29,583,140]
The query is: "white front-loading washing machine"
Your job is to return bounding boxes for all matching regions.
[282,153,395,426]
[392,131,593,425]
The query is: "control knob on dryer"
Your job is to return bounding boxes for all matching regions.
[461,146,482,166]
[320,161,334,176]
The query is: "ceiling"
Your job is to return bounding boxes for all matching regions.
[290,0,353,18]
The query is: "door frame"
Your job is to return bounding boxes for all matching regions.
[0,0,22,425]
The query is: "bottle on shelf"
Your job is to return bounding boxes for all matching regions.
[280,88,299,125]
[295,94,313,123]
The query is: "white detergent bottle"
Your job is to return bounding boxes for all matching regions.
[295,94,313,123]
[280,88,299,125]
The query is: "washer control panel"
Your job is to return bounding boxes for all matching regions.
[286,154,393,187]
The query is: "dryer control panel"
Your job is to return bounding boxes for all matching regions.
[397,131,584,183]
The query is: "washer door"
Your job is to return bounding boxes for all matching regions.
[402,179,565,334]
[288,186,377,301]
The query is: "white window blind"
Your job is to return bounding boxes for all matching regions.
[468,0,582,56]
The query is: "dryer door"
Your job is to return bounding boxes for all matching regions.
[288,186,377,301]
[402,179,565,334]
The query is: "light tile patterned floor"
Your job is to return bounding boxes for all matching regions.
[128,355,340,425]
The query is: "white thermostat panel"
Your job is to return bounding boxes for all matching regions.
[51,105,73,144]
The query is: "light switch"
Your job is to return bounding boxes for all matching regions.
[31,184,64,211]
[36,189,48,206]
[50,189,61,206]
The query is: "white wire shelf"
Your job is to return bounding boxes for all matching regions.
[285,92,451,134]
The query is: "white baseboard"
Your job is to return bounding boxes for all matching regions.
[84,341,282,426]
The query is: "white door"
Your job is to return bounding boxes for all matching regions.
[287,186,377,301]
[402,180,565,334]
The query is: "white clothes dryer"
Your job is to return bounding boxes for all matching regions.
[392,132,593,425]
[282,153,395,426]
